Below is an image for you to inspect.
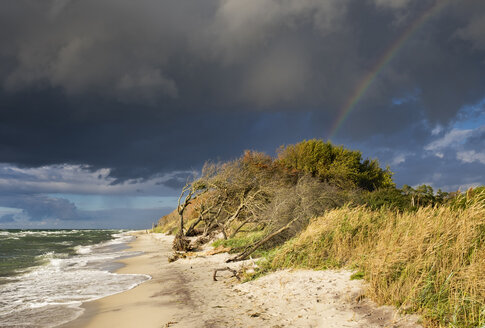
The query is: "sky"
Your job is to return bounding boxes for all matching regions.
[1,0,484,229]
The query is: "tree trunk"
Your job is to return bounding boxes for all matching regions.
[174,181,201,250]
[219,223,228,240]
[186,203,213,237]
[222,189,263,237]
[203,219,218,236]
[185,216,203,236]
[229,218,251,238]
[179,214,184,236]
[226,217,299,263]
[224,201,245,228]
[203,198,227,236]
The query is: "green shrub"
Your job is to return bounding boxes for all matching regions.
[276,139,394,191]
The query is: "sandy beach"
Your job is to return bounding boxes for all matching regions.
[63,232,422,328]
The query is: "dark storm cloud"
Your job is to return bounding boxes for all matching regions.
[79,207,174,229]
[156,172,193,190]
[0,0,485,182]
[0,194,81,221]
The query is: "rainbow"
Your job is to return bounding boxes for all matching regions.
[327,0,452,140]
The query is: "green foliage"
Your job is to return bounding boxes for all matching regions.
[151,226,165,233]
[401,184,466,208]
[357,188,412,211]
[451,187,485,209]
[356,185,485,212]
[350,271,365,280]
[276,139,394,191]
[212,231,267,254]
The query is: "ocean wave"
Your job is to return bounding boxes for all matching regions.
[1,229,125,239]
[74,245,94,255]
[0,231,148,328]
[0,266,150,316]
[0,231,20,240]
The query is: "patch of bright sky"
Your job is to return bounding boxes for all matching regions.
[0,206,22,215]
[48,194,178,211]
[452,97,485,130]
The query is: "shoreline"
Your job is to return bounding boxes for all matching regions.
[62,232,423,328]
[61,232,186,328]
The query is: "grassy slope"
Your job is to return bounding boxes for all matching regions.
[263,204,485,327]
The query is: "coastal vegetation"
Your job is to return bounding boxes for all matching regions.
[266,201,485,327]
[155,139,485,328]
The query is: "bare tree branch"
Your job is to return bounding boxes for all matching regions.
[226,216,299,263]
[213,267,239,281]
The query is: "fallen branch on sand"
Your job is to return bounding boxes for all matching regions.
[226,217,299,262]
[213,267,239,281]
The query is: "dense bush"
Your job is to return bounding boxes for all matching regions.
[356,188,412,211]
[276,139,394,191]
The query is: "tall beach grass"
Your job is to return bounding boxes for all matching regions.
[269,201,485,327]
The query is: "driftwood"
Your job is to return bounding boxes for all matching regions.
[226,216,299,263]
[206,246,231,256]
[191,235,210,249]
[168,251,187,262]
[213,267,239,281]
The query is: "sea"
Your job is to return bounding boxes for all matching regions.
[0,229,150,328]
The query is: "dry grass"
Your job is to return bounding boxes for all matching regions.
[153,210,178,234]
[270,202,485,327]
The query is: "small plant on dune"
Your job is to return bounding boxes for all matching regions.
[212,230,266,253]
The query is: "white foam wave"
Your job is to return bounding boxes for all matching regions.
[102,232,135,246]
[75,245,93,255]
[0,266,150,318]
[0,231,20,240]
[1,229,123,239]
[0,231,149,328]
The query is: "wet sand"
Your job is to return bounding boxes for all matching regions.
[62,232,186,328]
